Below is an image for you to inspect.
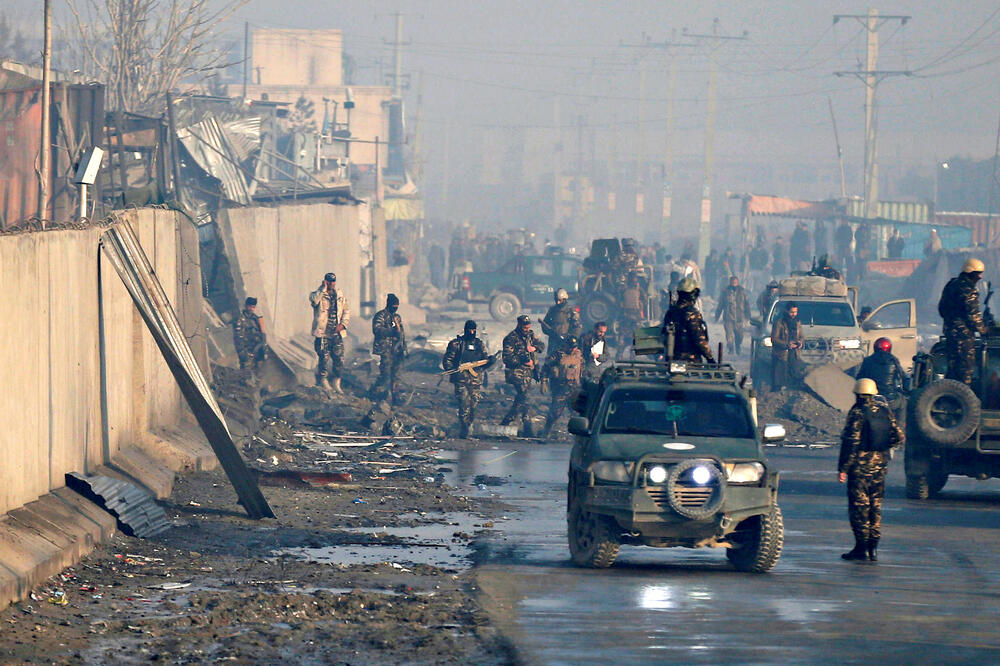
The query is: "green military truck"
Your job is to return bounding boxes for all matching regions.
[905,326,1000,499]
[565,360,787,573]
[450,254,582,321]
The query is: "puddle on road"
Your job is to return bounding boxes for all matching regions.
[271,512,485,570]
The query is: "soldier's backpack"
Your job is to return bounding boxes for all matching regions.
[862,406,895,452]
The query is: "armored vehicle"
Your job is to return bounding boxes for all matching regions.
[577,238,655,329]
[905,327,1000,499]
[749,276,916,388]
[450,254,582,321]
[565,360,786,572]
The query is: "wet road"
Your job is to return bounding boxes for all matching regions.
[453,445,1000,664]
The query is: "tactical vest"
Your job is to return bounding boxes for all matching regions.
[861,406,894,452]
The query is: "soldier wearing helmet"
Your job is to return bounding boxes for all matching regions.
[938,258,988,385]
[838,378,904,563]
[857,337,907,418]
[542,335,583,437]
[541,287,582,359]
[661,277,714,363]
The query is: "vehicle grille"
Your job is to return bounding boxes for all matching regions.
[802,338,830,351]
[646,485,715,510]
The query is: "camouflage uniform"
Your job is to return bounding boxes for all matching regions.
[442,334,490,432]
[838,399,904,543]
[714,285,751,355]
[938,273,987,385]
[500,328,545,427]
[541,301,582,357]
[543,348,583,436]
[310,287,350,382]
[233,308,266,370]
[770,312,803,390]
[661,299,715,362]
[610,250,641,292]
[757,288,778,320]
[371,307,406,402]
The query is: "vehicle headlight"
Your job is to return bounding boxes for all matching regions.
[591,461,633,483]
[724,462,765,484]
[691,465,712,485]
[762,336,773,347]
[837,338,862,350]
[647,465,668,484]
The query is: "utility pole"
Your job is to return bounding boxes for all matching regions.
[828,97,847,199]
[242,22,249,100]
[383,12,418,99]
[39,0,52,224]
[635,57,646,229]
[683,19,748,266]
[834,9,911,220]
[552,96,562,233]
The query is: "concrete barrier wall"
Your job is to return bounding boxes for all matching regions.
[217,203,365,352]
[0,208,206,515]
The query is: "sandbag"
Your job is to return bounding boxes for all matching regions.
[778,276,847,297]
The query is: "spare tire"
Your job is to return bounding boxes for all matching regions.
[910,379,980,445]
[665,459,726,520]
[582,293,615,327]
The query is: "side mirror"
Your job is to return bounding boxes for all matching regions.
[762,423,786,443]
[861,320,874,331]
[568,416,591,437]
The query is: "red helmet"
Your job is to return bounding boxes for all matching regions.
[875,337,892,353]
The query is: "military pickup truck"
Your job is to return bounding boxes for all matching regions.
[749,276,917,389]
[566,360,787,573]
[450,254,581,321]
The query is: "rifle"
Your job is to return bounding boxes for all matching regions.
[439,351,500,378]
[985,280,995,329]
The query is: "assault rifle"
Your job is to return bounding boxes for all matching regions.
[985,280,996,329]
[440,351,500,378]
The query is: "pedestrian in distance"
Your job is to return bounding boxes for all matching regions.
[715,275,751,356]
[501,315,545,436]
[838,378,904,562]
[309,272,350,394]
[938,258,988,385]
[233,296,267,376]
[442,320,493,439]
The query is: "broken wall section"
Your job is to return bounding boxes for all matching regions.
[0,208,209,516]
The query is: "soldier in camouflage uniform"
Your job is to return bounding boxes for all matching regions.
[442,320,492,438]
[938,258,988,385]
[661,278,715,363]
[714,276,751,356]
[371,293,406,404]
[542,336,583,438]
[501,315,545,435]
[233,296,266,372]
[540,288,582,358]
[838,378,904,562]
[309,272,351,393]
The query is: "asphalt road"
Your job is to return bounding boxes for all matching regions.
[462,444,1000,664]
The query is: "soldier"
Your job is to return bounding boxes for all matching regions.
[619,273,645,346]
[715,276,751,356]
[442,320,492,438]
[611,238,643,292]
[233,296,267,373]
[770,303,803,391]
[540,288,582,357]
[857,337,907,418]
[579,321,611,381]
[543,335,583,437]
[501,315,545,435]
[938,258,988,385]
[309,272,351,393]
[757,280,780,320]
[661,278,715,363]
[838,378,904,562]
[371,293,406,404]
[811,254,843,281]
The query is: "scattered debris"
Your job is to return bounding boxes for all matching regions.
[66,473,170,538]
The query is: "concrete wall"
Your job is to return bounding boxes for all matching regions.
[217,203,365,369]
[0,208,208,515]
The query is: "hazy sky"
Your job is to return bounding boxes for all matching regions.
[6,1,1000,211]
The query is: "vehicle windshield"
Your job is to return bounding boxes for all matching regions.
[601,387,755,438]
[769,300,856,327]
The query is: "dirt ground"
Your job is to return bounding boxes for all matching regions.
[0,365,531,665]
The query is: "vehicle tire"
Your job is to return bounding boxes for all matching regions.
[905,474,930,500]
[910,379,980,445]
[726,504,784,573]
[489,291,521,322]
[928,468,948,495]
[665,459,726,520]
[567,502,620,568]
[581,294,614,328]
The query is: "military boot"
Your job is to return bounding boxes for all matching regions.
[841,539,868,561]
[867,538,879,562]
[317,377,332,392]
[331,378,343,394]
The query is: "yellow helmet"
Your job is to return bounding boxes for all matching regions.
[853,378,878,396]
[677,277,700,293]
[963,258,985,273]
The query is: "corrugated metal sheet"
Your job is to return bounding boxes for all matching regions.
[936,212,1000,247]
[745,195,840,218]
[66,472,170,538]
[221,116,261,163]
[177,115,252,205]
[845,199,931,223]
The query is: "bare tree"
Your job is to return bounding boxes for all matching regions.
[0,12,33,63]
[65,0,246,114]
